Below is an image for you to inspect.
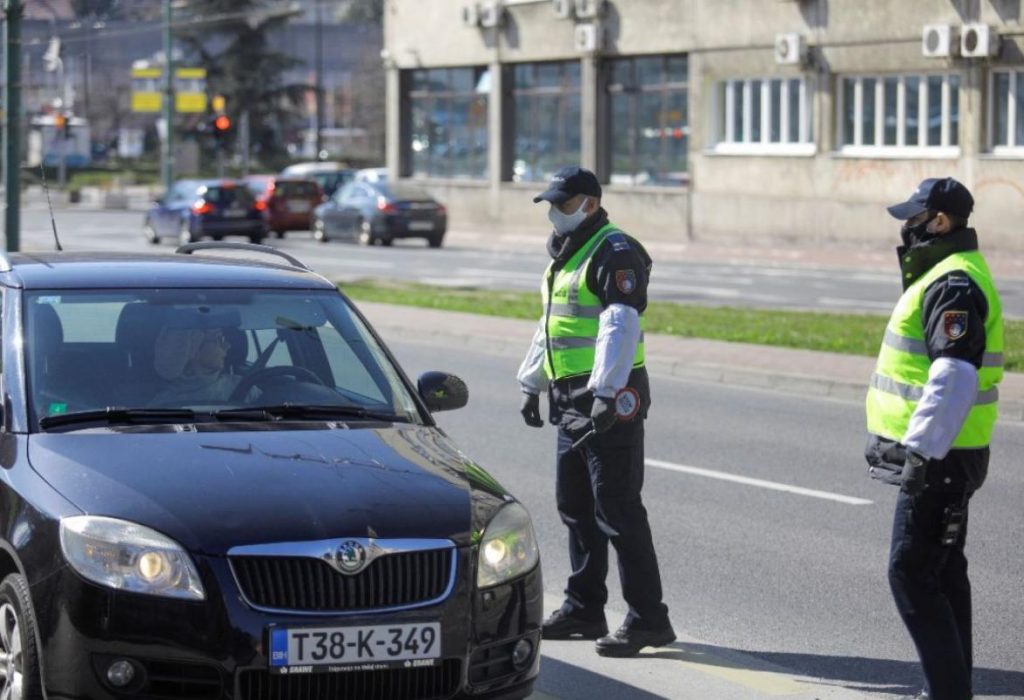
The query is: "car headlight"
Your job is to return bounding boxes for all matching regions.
[477,503,539,588]
[59,516,205,601]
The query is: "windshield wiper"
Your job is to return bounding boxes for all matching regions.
[213,404,408,423]
[39,408,198,431]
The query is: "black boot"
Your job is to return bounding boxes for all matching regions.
[595,623,676,657]
[541,608,608,640]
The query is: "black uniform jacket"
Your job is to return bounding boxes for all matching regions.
[545,208,653,424]
[865,227,991,492]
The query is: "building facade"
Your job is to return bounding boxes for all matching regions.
[383,0,1024,250]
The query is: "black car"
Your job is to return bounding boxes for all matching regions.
[144,180,267,246]
[313,182,448,247]
[0,244,541,700]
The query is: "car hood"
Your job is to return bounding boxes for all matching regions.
[28,425,509,555]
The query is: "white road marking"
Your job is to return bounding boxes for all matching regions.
[645,459,873,506]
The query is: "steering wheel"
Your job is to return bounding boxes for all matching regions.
[229,365,325,402]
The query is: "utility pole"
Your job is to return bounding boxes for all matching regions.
[314,0,324,160]
[161,0,174,194]
[4,0,23,252]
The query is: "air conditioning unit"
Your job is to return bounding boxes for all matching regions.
[461,3,480,27]
[553,0,574,20]
[922,24,956,58]
[479,0,504,28]
[961,23,999,58]
[574,23,601,53]
[574,0,603,20]
[773,33,805,65]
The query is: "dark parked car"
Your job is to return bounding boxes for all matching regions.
[144,180,267,246]
[312,181,448,247]
[0,244,541,700]
[244,175,322,238]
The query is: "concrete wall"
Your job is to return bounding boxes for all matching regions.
[384,0,1024,250]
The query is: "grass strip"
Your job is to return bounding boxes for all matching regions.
[340,279,1023,372]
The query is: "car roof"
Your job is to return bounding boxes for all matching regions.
[0,251,338,291]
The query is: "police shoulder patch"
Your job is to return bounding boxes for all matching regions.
[943,310,968,340]
[606,233,631,252]
[614,269,637,294]
[946,275,970,288]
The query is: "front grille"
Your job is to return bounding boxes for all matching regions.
[237,660,461,700]
[231,548,454,612]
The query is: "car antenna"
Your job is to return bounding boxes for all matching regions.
[38,163,64,251]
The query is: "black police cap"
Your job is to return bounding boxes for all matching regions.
[887,177,974,220]
[533,166,602,205]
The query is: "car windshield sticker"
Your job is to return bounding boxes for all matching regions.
[943,310,968,340]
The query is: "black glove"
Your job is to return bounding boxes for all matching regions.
[901,452,929,495]
[520,393,544,428]
[868,461,903,486]
[590,396,617,434]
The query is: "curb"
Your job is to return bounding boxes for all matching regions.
[370,318,1024,427]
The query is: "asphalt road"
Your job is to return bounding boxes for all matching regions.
[386,336,1024,700]
[15,206,1024,318]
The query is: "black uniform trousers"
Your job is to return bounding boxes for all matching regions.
[888,488,974,700]
[554,417,669,630]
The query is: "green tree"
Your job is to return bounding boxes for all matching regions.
[177,0,307,166]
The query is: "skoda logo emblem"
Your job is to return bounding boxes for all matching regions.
[334,540,367,575]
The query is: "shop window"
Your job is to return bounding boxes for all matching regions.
[406,67,490,179]
[606,55,688,186]
[509,61,581,183]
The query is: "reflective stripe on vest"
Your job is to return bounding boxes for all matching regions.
[541,223,646,380]
[865,251,1004,448]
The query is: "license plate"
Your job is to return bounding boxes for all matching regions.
[269,622,441,674]
[408,220,434,231]
[224,208,246,218]
[287,200,311,213]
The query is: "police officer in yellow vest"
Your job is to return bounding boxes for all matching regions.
[517,166,674,657]
[866,177,1003,700]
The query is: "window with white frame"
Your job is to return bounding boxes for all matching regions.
[713,77,813,155]
[989,69,1024,153]
[838,74,960,156]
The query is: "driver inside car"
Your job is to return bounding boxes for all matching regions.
[152,325,255,405]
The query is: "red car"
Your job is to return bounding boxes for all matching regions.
[244,175,322,238]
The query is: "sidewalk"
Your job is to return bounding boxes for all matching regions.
[445,228,1024,281]
[357,301,1024,425]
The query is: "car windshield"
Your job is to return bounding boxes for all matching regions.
[24,289,423,430]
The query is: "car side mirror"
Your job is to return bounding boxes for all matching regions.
[417,371,468,413]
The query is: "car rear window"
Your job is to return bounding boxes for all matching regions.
[202,186,255,206]
[275,181,319,198]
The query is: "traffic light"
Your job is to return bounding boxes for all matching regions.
[53,112,69,139]
[211,113,232,147]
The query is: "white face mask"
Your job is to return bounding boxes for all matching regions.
[548,198,589,235]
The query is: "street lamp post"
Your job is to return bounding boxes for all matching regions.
[161,0,174,195]
[4,0,24,252]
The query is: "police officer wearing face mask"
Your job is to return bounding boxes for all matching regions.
[516,166,675,657]
[865,177,1003,700]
